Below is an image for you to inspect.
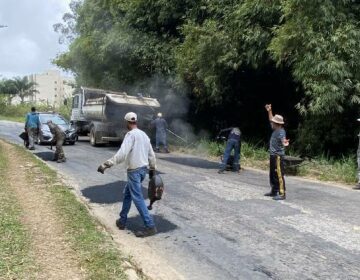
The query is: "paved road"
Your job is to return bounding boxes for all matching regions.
[1,120,360,280]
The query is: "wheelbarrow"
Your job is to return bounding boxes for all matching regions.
[283,155,310,175]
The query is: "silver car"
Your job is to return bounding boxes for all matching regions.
[37,113,78,145]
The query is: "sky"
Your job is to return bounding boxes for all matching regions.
[0,0,72,78]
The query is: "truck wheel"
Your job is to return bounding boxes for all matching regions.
[90,127,98,147]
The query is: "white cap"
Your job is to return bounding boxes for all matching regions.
[124,112,137,123]
[157,112,162,117]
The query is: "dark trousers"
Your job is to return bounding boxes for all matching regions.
[269,155,286,196]
[53,135,65,160]
[220,139,241,171]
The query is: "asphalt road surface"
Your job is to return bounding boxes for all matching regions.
[1,120,360,280]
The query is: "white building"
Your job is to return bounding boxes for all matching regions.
[26,70,75,107]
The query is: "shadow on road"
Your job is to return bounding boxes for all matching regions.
[126,215,178,234]
[82,181,148,204]
[160,156,219,169]
[34,151,54,161]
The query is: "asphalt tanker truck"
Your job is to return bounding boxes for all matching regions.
[71,87,160,146]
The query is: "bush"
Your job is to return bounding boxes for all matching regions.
[0,97,72,121]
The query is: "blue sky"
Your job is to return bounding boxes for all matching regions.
[0,0,72,78]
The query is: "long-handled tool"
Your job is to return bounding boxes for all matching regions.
[138,93,190,146]
[166,128,188,144]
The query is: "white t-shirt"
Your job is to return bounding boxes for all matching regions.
[105,128,156,170]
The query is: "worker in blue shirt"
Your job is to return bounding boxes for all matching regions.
[25,107,40,150]
[151,112,169,153]
[218,127,242,173]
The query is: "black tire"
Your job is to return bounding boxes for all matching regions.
[90,127,98,147]
[69,141,76,145]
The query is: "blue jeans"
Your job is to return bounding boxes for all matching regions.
[220,139,241,171]
[156,131,167,149]
[119,167,155,228]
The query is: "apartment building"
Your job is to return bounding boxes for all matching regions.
[27,69,75,107]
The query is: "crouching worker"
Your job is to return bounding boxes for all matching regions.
[47,120,66,163]
[218,127,242,174]
[97,112,157,237]
[264,104,289,200]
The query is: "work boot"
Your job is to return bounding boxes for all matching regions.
[164,148,170,153]
[29,147,35,150]
[232,164,241,173]
[218,169,225,174]
[273,194,286,201]
[57,158,66,163]
[116,219,125,230]
[353,183,360,190]
[264,192,277,197]
[135,227,157,238]
[155,148,160,153]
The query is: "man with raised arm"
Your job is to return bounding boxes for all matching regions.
[264,104,290,200]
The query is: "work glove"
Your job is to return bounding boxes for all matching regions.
[149,169,156,179]
[97,162,111,174]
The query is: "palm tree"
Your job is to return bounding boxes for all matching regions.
[0,79,17,104]
[12,76,38,104]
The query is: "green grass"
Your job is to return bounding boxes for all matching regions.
[173,139,357,185]
[298,155,357,184]
[14,144,134,280]
[0,145,36,279]
[0,115,25,122]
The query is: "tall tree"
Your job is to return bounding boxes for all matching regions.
[12,77,38,104]
[53,0,360,155]
[0,79,18,104]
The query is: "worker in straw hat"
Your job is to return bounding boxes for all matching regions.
[264,104,290,200]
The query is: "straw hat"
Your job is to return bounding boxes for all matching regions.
[271,114,285,125]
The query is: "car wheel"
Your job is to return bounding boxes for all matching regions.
[90,127,98,147]
[69,141,75,145]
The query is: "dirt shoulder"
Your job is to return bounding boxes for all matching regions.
[0,139,143,280]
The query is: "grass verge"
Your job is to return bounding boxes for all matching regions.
[0,144,36,279]
[12,143,140,280]
[173,139,357,185]
[0,114,25,123]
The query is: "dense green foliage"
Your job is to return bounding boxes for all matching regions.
[54,0,360,156]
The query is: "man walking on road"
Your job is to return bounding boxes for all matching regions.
[264,104,289,200]
[98,112,157,237]
[25,107,40,150]
[151,112,169,153]
[47,120,66,163]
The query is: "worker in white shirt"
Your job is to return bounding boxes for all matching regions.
[97,112,157,237]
